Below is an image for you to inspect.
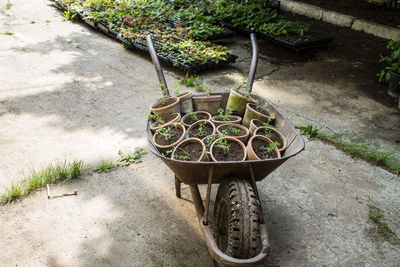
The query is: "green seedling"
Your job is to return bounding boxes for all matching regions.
[117,149,147,166]
[4,32,14,35]
[174,147,190,160]
[62,11,77,21]
[215,138,230,155]
[217,108,232,121]
[173,81,181,96]
[191,122,207,138]
[94,160,115,173]
[260,141,280,159]
[181,74,199,87]
[6,0,11,9]
[189,112,199,122]
[369,206,399,245]
[229,126,240,135]
[297,124,321,138]
[158,126,173,141]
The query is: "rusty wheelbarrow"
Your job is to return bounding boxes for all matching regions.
[146,33,305,266]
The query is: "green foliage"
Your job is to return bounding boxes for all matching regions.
[158,126,173,140]
[189,112,199,122]
[63,11,77,21]
[117,149,147,166]
[378,40,400,83]
[93,161,115,173]
[229,126,240,134]
[369,206,399,245]
[6,0,11,9]
[260,141,280,158]
[173,147,190,160]
[181,74,200,87]
[190,121,208,138]
[4,32,14,35]
[297,124,321,138]
[215,138,230,155]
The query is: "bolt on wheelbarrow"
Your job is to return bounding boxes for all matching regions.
[146,33,305,266]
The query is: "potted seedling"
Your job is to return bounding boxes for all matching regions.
[148,112,181,133]
[378,40,400,98]
[192,84,222,115]
[254,126,286,152]
[188,120,216,139]
[211,108,242,127]
[210,136,247,162]
[152,123,186,155]
[150,88,180,119]
[173,81,193,114]
[181,111,211,128]
[216,123,250,143]
[242,99,275,128]
[225,79,255,116]
[247,135,281,160]
[171,138,207,162]
[249,118,275,136]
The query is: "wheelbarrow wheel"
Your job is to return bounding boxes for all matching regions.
[214,178,261,260]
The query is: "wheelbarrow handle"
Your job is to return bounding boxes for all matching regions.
[146,34,170,97]
[245,33,258,94]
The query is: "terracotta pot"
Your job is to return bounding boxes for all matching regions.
[249,119,263,136]
[211,114,242,127]
[187,120,216,139]
[177,91,193,114]
[152,122,186,155]
[254,126,287,152]
[247,135,281,160]
[150,96,180,119]
[210,136,247,162]
[225,89,254,116]
[171,138,206,162]
[192,94,222,115]
[242,103,275,128]
[216,123,250,143]
[181,111,211,129]
[150,113,181,133]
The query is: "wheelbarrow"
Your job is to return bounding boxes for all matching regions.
[146,33,305,266]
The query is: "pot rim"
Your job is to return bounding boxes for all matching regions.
[187,119,216,138]
[171,137,206,162]
[247,134,281,160]
[216,123,250,140]
[150,96,180,111]
[150,113,181,130]
[254,126,287,152]
[181,111,212,128]
[153,122,186,149]
[247,102,275,120]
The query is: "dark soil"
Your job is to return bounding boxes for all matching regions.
[250,103,272,117]
[253,119,275,128]
[184,112,209,125]
[173,142,203,161]
[293,0,400,28]
[252,138,279,159]
[256,128,284,149]
[152,98,176,109]
[151,113,177,127]
[218,124,247,137]
[267,11,398,108]
[189,121,214,138]
[154,126,183,146]
[213,115,239,122]
[212,140,244,161]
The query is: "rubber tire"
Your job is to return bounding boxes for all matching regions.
[214,178,261,260]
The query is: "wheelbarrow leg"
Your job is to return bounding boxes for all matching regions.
[175,175,182,198]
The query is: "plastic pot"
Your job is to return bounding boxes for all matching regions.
[150,96,180,119]
[177,91,193,114]
[150,113,181,133]
[210,136,247,162]
[216,123,250,143]
[254,126,287,152]
[181,111,212,129]
[247,135,281,160]
[388,70,400,97]
[242,103,275,128]
[192,94,222,115]
[171,138,206,162]
[225,89,254,116]
[152,122,186,154]
[211,115,242,127]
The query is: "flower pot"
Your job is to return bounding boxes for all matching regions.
[150,113,181,133]
[211,114,242,127]
[225,89,254,116]
[388,70,400,97]
[152,122,186,155]
[192,94,222,115]
[254,126,287,152]
[177,91,193,114]
[150,96,180,119]
[242,103,275,128]
[210,136,247,162]
[247,135,281,160]
[216,123,250,143]
[249,119,263,136]
[171,138,206,162]
[181,111,211,129]
[187,120,216,139]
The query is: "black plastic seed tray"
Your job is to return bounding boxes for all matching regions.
[218,21,255,35]
[258,31,333,51]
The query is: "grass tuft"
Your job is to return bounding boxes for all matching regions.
[368,206,399,245]
[93,161,115,173]
[1,160,83,204]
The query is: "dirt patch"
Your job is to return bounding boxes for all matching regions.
[293,0,400,28]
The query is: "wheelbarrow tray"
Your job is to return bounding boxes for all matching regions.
[147,92,304,185]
